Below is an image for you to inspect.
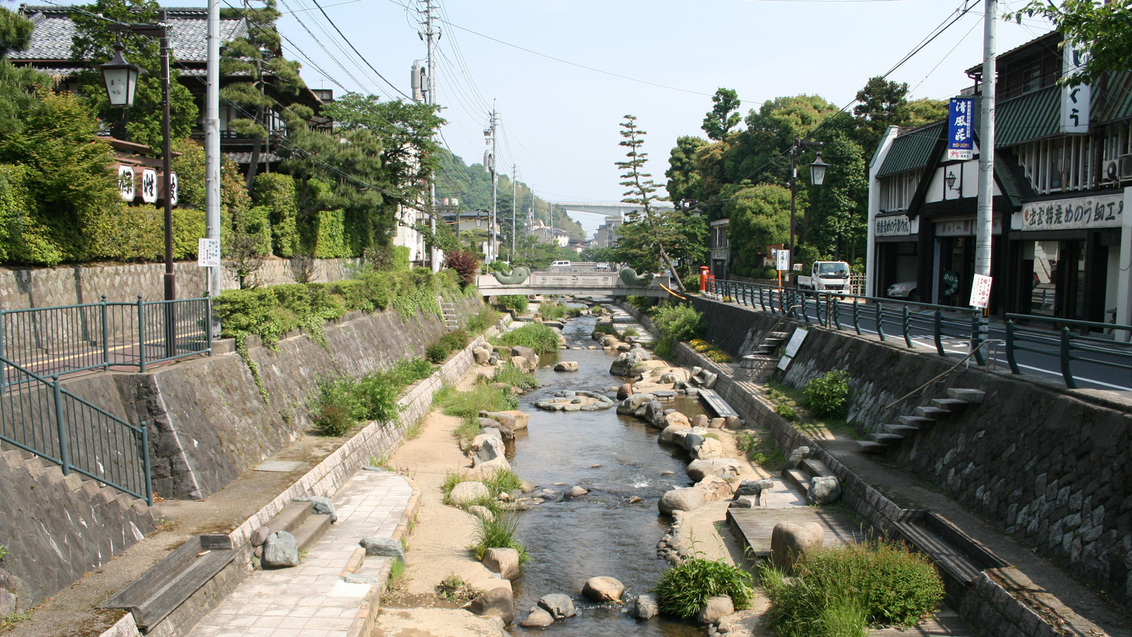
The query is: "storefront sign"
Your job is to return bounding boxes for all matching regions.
[1061,45,1090,134]
[1018,193,1123,231]
[936,218,1002,237]
[117,166,135,201]
[942,271,959,296]
[141,169,158,204]
[947,98,975,161]
[875,215,913,237]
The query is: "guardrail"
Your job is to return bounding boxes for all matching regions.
[1005,314,1132,389]
[705,279,985,363]
[0,295,212,386]
[0,355,152,504]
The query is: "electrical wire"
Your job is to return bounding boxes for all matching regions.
[307,0,412,99]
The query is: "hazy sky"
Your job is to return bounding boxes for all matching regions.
[77,0,1055,233]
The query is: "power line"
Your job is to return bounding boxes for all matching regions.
[308,0,412,99]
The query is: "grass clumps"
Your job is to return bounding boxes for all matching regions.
[436,574,481,605]
[496,294,529,315]
[491,362,538,391]
[309,357,433,436]
[538,301,569,321]
[495,323,560,354]
[803,370,851,419]
[471,513,529,563]
[653,557,753,620]
[426,329,470,364]
[466,307,499,335]
[762,541,944,637]
[735,430,784,471]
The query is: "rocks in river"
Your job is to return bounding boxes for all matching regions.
[482,547,521,581]
[659,422,691,445]
[632,593,659,620]
[538,593,576,619]
[582,576,625,603]
[477,417,513,442]
[449,481,489,505]
[643,401,667,428]
[663,412,691,428]
[691,414,710,428]
[807,476,842,505]
[536,390,615,412]
[470,586,514,624]
[658,487,707,515]
[697,595,734,624]
[686,459,741,481]
[771,521,825,574]
[627,496,643,504]
[616,393,655,417]
[566,485,588,498]
[617,383,633,400]
[481,410,529,432]
[520,606,556,628]
[472,435,505,466]
[692,437,725,460]
[468,505,494,522]
[554,361,579,372]
[610,348,651,377]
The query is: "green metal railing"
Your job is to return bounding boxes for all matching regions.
[0,295,212,387]
[705,279,984,363]
[0,355,152,504]
[1005,314,1132,389]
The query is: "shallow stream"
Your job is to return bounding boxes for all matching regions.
[508,314,705,636]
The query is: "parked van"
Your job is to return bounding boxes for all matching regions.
[550,260,571,267]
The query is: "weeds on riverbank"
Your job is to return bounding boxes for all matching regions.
[437,574,482,605]
[471,513,529,563]
[494,324,560,354]
[761,540,944,637]
[538,301,569,321]
[491,363,538,391]
[735,430,785,471]
[441,468,522,509]
[310,357,434,436]
[765,381,857,440]
[466,307,499,335]
[653,557,753,620]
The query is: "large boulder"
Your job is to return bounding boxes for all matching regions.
[470,586,514,624]
[643,401,667,428]
[697,595,734,624]
[687,459,741,482]
[659,368,691,384]
[467,456,511,478]
[610,350,649,377]
[691,414,710,429]
[784,446,811,470]
[481,410,529,432]
[616,383,633,400]
[554,361,579,372]
[771,522,825,574]
[473,344,493,365]
[473,436,506,465]
[520,607,556,628]
[512,345,540,370]
[582,576,625,603]
[658,487,707,515]
[682,430,706,452]
[663,412,691,428]
[735,479,774,498]
[658,422,691,445]
[449,481,490,505]
[633,594,659,620]
[482,548,521,581]
[696,475,733,502]
[310,496,337,523]
[538,593,576,619]
[477,418,514,442]
[261,531,299,568]
[807,476,843,505]
[617,393,655,417]
[692,437,725,460]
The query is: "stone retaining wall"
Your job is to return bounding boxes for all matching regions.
[0,258,363,309]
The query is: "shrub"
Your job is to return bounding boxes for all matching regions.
[311,376,364,436]
[496,295,529,314]
[444,249,480,287]
[653,557,753,620]
[681,272,701,291]
[496,324,559,354]
[775,403,799,422]
[650,302,704,358]
[538,301,569,321]
[764,541,944,636]
[763,266,780,279]
[437,384,515,420]
[626,295,652,311]
[426,342,449,364]
[804,370,851,419]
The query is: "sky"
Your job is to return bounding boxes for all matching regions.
[58,0,1056,236]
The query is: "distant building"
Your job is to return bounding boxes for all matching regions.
[530,222,570,247]
[709,219,730,279]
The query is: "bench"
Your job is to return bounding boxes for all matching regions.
[698,388,740,419]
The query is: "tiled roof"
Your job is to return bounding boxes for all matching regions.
[995,86,1060,147]
[876,122,944,177]
[12,6,247,65]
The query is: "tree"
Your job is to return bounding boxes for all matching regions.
[702,88,741,141]
[1010,0,1132,84]
[722,184,792,278]
[0,6,33,56]
[666,135,707,212]
[0,8,48,139]
[70,0,198,152]
[616,114,685,289]
[220,0,306,192]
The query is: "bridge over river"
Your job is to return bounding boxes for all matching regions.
[475,263,677,298]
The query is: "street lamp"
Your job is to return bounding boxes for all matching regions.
[788,137,831,277]
[101,13,176,356]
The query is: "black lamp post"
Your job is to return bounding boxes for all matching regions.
[789,138,831,276]
[101,13,175,356]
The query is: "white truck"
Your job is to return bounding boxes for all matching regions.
[796,261,852,293]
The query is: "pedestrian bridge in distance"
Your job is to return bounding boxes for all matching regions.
[475,264,677,298]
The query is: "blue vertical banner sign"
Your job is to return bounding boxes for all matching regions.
[947,97,975,160]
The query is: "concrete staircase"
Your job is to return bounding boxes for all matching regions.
[782,457,836,500]
[440,299,459,331]
[857,388,985,454]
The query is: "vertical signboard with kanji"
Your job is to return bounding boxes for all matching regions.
[947,97,974,160]
[1061,44,1090,134]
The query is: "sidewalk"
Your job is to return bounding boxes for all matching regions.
[187,469,416,637]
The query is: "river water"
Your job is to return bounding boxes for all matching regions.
[508,314,706,636]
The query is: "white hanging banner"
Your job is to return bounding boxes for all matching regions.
[141,169,158,204]
[1061,44,1091,134]
[970,274,993,309]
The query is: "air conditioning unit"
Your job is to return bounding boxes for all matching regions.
[1119,154,1132,181]
[1102,159,1120,183]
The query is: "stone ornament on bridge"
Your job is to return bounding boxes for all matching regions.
[493,266,531,285]
[619,267,654,286]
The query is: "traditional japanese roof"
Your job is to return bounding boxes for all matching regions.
[876,122,943,178]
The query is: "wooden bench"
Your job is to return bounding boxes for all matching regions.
[698,388,740,419]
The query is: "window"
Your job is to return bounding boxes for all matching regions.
[1015,136,1093,194]
[879,170,919,213]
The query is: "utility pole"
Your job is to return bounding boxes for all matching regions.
[205,0,221,310]
[419,0,441,271]
[484,104,498,264]
[976,0,996,280]
[511,163,517,261]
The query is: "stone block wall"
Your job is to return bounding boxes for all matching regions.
[0,258,363,309]
[685,295,1132,607]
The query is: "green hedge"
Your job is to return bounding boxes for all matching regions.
[253,172,299,257]
[0,164,61,265]
[300,208,350,258]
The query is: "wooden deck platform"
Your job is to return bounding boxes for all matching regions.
[727,506,868,558]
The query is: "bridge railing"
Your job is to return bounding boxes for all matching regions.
[1005,314,1132,389]
[705,279,984,362]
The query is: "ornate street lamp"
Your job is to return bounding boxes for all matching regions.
[788,138,832,279]
[100,38,139,107]
[810,151,829,186]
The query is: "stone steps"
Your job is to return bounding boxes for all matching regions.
[858,387,987,455]
[782,456,835,499]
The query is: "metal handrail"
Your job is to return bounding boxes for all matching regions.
[1005,314,1132,389]
[0,294,212,386]
[0,354,152,504]
[705,279,983,360]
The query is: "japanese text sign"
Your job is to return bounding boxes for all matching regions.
[947,98,975,160]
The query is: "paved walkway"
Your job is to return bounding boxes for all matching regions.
[187,470,416,637]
